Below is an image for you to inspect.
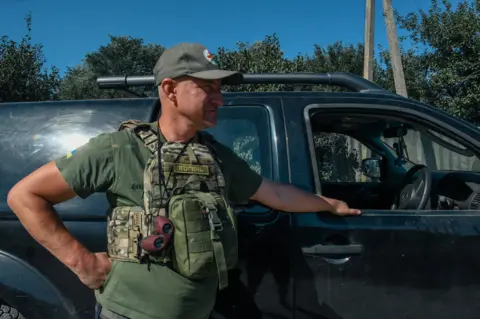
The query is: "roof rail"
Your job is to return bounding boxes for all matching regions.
[96,72,389,93]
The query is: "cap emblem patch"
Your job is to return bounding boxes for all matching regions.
[203,49,216,65]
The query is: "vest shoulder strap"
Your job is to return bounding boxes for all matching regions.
[118,119,158,153]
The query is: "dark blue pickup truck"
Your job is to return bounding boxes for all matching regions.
[0,73,479,319]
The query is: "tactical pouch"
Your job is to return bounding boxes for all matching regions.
[107,206,147,262]
[168,191,238,290]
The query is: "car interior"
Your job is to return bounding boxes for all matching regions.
[308,111,480,213]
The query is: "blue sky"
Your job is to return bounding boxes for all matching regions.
[1,0,466,75]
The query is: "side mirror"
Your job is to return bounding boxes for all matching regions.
[361,158,382,179]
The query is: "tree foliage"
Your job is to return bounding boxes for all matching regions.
[215,34,304,92]
[396,0,480,121]
[314,132,360,182]
[0,13,60,103]
[59,35,165,100]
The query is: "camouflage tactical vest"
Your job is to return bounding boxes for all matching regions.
[106,120,238,290]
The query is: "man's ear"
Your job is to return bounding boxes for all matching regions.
[160,78,177,103]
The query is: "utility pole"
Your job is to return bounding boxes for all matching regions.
[383,0,408,97]
[361,0,376,178]
[363,0,375,81]
[383,0,436,168]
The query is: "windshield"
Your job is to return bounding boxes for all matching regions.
[383,127,480,172]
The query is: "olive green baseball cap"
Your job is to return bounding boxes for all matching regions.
[153,43,243,86]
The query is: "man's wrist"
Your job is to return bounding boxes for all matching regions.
[318,196,337,213]
[62,240,93,273]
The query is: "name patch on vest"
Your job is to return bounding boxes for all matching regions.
[173,163,210,175]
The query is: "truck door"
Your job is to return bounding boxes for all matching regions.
[283,96,480,319]
[208,97,294,319]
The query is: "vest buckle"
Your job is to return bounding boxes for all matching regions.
[206,207,223,232]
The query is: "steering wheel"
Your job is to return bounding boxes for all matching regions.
[391,164,432,210]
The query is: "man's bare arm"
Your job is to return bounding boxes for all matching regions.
[250,178,361,215]
[7,161,92,273]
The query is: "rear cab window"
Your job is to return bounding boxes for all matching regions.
[205,104,273,181]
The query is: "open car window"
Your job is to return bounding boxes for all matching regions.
[383,127,479,172]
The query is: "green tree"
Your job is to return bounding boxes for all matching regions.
[313,132,360,182]
[0,13,60,103]
[215,34,305,92]
[302,41,392,92]
[59,35,165,100]
[377,45,431,101]
[396,0,480,123]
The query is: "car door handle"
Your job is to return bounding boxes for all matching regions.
[302,244,364,256]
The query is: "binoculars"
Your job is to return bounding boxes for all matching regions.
[141,216,174,253]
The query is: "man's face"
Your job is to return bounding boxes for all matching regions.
[174,77,224,130]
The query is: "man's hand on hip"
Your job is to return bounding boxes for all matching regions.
[75,252,113,289]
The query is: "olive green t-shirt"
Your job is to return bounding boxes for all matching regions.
[55,123,263,319]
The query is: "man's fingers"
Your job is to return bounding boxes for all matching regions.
[339,208,361,215]
[351,209,361,215]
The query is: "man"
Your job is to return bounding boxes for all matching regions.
[7,43,361,319]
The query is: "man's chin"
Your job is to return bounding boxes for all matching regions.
[203,117,218,128]
[203,121,217,129]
